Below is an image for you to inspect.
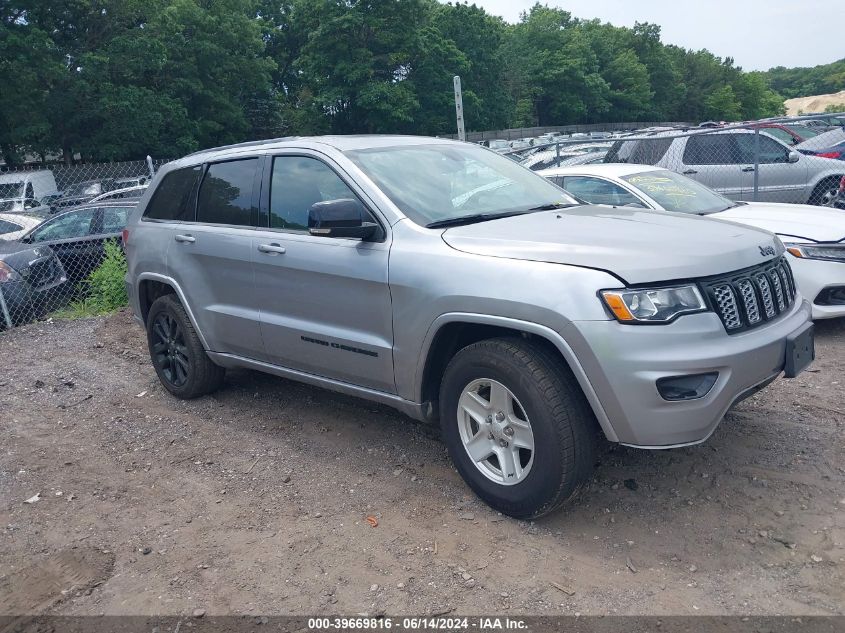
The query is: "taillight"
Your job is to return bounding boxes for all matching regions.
[0,261,21,283]
[817,151,842,159]
[121,229,129,245]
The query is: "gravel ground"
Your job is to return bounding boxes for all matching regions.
[1,310,843,617]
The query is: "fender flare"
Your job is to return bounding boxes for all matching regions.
[415,312,618,442]
[135,272,212,351]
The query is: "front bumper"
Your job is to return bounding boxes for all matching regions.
[789,255,845,320]
[567,298,812,447]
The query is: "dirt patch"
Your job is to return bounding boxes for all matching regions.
[0,310,843,616]
[784,91,845,115]
[0,547,114,614]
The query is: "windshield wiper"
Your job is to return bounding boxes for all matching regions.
[527,202,579,211]
[426,210,530,229]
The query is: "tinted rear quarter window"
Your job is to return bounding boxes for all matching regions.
[196,159,259,226]
[144,166,201,221]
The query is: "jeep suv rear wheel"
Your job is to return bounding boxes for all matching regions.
[146,294,225,399]
[439,337,596,519]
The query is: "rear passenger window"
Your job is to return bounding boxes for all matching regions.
[269,156,359,231]
[144,166,201,221]
[683,135,741,165]
[196,159,258,226]
[101,206,131,233]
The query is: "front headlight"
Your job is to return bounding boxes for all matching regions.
[601,284,707,323]
[785,243,845,263]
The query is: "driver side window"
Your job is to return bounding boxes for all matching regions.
[31,208,96,242]
[736,135,790,164]
[269,156,360,231]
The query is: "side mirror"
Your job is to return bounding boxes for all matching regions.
[788,151,800,163]
[308,199,378,240]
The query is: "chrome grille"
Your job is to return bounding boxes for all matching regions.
[713,285,741,330]
[704,257,797,334]
[737,279,761,324]
[755,274,776,318]
[770,272,786,311]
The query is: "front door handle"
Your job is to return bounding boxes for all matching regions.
[682,169,698,175]
[258,243,286,255]
[174,234,195,243]
[742,166,756,172]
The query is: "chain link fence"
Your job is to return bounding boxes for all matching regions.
[505,114,845,207]
[1,114,844,332]
[0,158,172,330]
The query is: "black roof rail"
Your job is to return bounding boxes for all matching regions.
[184,136,300,158]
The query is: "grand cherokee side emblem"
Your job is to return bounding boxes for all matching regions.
[759,245,776,257]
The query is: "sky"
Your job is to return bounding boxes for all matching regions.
[454,0,840,71]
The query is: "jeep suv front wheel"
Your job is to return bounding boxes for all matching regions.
[439,337,596,519]
[146,294,225,399]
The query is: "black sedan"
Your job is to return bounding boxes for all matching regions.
[0,241,67,328]
[17,201,136,284]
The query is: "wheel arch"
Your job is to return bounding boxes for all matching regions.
[416,313,618,442]
[136,273,211,351]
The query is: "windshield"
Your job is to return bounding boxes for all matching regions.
[0,182,24,199]
[620,170,735,214]
[65,181,103,196]
[346,143,577,226]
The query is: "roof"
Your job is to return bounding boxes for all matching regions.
[538,163,658,178]
[184,135,454,160]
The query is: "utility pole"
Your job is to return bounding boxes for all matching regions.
[453,75,466,141]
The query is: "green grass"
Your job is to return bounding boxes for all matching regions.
[50,239,129,319]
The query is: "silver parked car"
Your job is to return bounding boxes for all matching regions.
[124,136,814,518]
[605,129,845,205]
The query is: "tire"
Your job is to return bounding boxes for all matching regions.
[439,337,597,519]
[146,294,225,399]
[808,177,841,206]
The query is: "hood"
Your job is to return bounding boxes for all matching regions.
[716,202,845,243]
[441,207,783,285]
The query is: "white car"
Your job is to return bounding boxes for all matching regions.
[0,212,47,241]
[539,163,845,320]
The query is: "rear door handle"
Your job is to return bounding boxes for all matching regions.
[258,243,286,255]
[742,166,756,172]
[682,169,698,175]
[174,234,195,243]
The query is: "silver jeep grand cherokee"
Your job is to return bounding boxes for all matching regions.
[124,136,814,518]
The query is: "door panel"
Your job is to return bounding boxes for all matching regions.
[678,135,744,200]
[167,225,263,358]
[253,153,394,392]
[165,158,264,359]
[736,134,809,203]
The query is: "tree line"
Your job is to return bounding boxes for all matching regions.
[1,0,795,165]
[762,59,845,100]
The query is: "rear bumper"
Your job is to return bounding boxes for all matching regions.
[567,298,812,447]
[789,256,845,320]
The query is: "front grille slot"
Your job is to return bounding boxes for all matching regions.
[703,257,796,334]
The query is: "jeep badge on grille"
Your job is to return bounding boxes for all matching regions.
[759,245,776,257]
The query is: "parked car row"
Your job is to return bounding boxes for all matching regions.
[0,200,138,328]
[0,169,149,215]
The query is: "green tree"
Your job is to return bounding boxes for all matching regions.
[705,84,743,121]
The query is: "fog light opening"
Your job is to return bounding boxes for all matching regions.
[815,286,845,306]
[656,372,719,401]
